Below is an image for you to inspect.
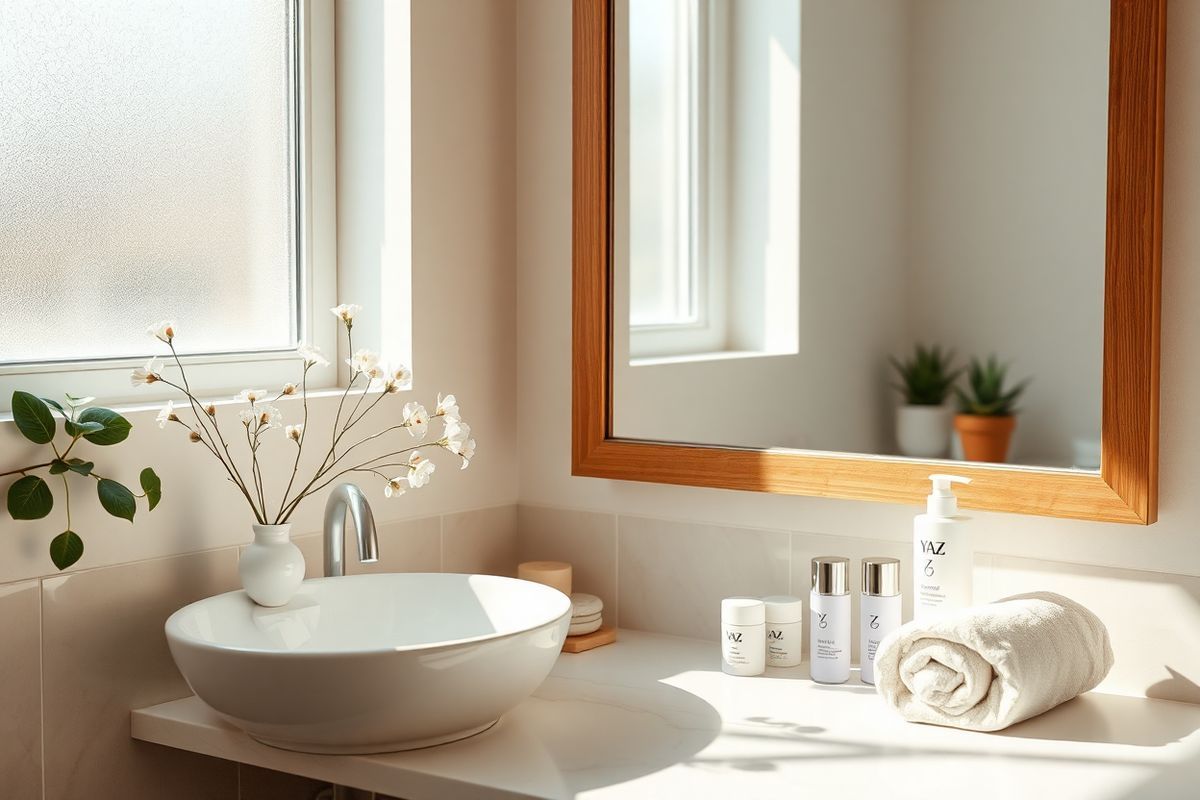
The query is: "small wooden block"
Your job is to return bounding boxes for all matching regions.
[561,625,617,653]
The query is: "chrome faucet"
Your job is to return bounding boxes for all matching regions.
[322,484,379,577]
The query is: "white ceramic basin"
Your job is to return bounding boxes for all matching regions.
[166,573,572,754]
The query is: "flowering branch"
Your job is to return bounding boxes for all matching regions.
[135,306,476,527]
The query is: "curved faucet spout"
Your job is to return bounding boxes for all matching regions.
[323,484,380,577]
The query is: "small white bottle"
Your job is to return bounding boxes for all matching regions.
[721,597,766,676]
[763,595,803,668]
[913,474,973,620]
[860,557,901,686]
[809,557,850,684]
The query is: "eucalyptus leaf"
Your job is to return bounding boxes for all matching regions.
[139,468,162,511]
[64,419,105,437]
[97,478,136,522]
[65,459,94,476]
[40,397,65,414]
[7,475,53,520]
[49,460,70,475]
[11,391,55,444]
[77,407,131,446]
[49,530,84,570]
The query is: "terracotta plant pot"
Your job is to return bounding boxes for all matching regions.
[954,414,1016,463]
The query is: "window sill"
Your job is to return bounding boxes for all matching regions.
[629,350,796,368]
[0,385,397,425]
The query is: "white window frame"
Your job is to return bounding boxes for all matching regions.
[629,0,728,361]
[0,0,354,412]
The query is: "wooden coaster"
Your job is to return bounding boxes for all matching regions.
[562,625,617,653]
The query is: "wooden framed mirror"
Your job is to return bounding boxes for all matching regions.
[573,0,1165,523]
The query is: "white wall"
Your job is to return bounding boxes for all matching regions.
[906,0,1109,464]
[517,0,1200,699]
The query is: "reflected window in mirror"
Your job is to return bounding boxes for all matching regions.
[623,0,800,363]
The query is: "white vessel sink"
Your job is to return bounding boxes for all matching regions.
[166,573,572,754]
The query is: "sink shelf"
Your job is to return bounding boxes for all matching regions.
[133,629,1200,800]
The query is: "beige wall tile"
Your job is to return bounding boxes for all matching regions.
[518,505,617,625]
[0,580,41,799]
[41,549,240,800]
[238,764,330,799]
[348,516,441,575]
[442,505,518,577]
[618,516,790,641]
[979,554,1200,704]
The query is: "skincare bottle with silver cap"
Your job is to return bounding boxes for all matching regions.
[860,557,901,686]
[721,597,766,676]
[763,595,804,668]
[809,557,851,684]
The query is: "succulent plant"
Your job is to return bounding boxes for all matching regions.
[890,344,961,406]
[955,355,1030,417]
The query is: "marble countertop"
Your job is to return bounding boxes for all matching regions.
[132,630,1200,799]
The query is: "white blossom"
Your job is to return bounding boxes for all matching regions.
[286,423,304,442]
[381,363,412,394]
[407,451,436,489]
[238,408,256,426]
[443,419,472,455]
[330,304,363,326]
[155,400,178,430]
[235,388,268,405]
[281,382,297,396]
[297,344,330,368]
[147,320,177,343]
[346,349,379,375]
[130,357,163,386]
[458,437,476,470]
[384,477,406,498]
[435,393,459,420]
[402,401,429,439]
[256,404,282,429]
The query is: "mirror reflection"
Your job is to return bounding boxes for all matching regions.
[613,0,1109,470]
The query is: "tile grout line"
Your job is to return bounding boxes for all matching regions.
[38,577,45,800]
[613,514,620,629]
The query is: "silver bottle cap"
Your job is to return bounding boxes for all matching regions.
[811,556,849,596]
[862,557,900,597]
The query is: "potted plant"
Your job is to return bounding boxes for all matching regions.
[890,344,961,458]
[134,306,476,607]
[953,355,1030,463]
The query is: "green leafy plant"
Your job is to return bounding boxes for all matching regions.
[889,344,962,406]
[2,391,162,570]
[954,356,1031,417]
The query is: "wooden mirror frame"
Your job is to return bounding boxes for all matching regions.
[573,0,1166,524]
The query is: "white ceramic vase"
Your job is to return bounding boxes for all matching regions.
[895,404,953,459]
[239,524,306,607]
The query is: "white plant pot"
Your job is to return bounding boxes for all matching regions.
[896,405,953,459]
[239,524,306,607]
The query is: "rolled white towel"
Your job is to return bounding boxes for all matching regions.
[874,592,1113,731]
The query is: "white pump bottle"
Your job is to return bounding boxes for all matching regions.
[913,474,972,620]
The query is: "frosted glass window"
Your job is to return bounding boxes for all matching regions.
[0,0,299,364]
[628,0,696,328]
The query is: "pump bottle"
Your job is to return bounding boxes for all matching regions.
[913,474,972,620]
